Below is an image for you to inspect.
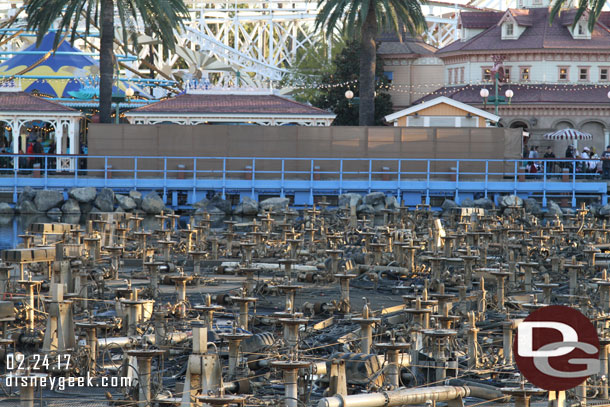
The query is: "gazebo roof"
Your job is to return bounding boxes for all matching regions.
[126,92,335,117]
[0,91,81,115]
[0,33,99,98]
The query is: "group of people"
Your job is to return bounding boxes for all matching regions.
[525,144,610,179]
[19,137,56,169]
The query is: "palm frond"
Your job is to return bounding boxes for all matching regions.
[316,0,427,40]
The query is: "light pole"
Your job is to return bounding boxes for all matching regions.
[480,86,514,118]
[345,89,354,107]
[112,88,135,124]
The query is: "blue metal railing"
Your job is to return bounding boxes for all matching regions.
[0,154,605,207]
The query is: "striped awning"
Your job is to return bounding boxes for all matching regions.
[543,128,593,140]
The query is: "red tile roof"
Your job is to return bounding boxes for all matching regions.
[377,39,437,56]
[413,84,610,105]
[377,27,437,55]
[441,7,610,54]
[0,92,78,112]
[128,93,333,116]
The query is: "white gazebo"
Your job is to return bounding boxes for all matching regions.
[0,87,83,171]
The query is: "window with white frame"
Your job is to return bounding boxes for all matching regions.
[579,67,589,81]
[482,67,492,82]
[558,67,569,81]
[520,67,530,81]
[601,67,609,81]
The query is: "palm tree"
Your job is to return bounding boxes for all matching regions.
[24,0,189,123]
[315,0,427,126]
[550,0,602,31]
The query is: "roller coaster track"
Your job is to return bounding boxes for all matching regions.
[0,0,516,82]
[182,26,287,81]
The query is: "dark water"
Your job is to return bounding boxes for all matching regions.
[0,214,172,250]
[0,214,95,249]
[0,213,252,250]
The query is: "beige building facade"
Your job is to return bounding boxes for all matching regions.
[380,0,610,155]
[377,32,444,110]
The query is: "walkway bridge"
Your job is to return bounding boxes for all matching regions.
[0,155,605,210]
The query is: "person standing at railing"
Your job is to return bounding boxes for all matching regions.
[601,145,610,180]
[18,148,26,170]
[25,140,34,169]
[564,145,575,172]
[581,147,592,176]
[589,147,600,175]
[543,146,555,176]
[33,137,43,168]
[47,140,56,171]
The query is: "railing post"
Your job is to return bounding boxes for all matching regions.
[513,160,517,195]
[542,159,547,208]
[368,159,372,193]
[134,157,138,189]
[251,158,256,199]
[310,159,314,205]
[339,159,343,195]
[484,160,489,198]
[44,156,48,188]
[280,159,285,198]
[426,160,430,205]
[572,158,576,207]
[455,160,460,204]
[12,154,17,203]
[397,159,401,200]
[74,155,79,184]
[163,157,167,203]
[104,157,108,186]
[192,158,197,204]
[222,158,226,199]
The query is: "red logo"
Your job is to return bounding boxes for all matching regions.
[514,305,600,391]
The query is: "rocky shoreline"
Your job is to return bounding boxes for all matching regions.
[1,188,603,219]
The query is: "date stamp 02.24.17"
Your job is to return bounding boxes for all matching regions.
[4,353,132,390]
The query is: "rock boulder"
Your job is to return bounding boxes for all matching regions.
[546,200,563,218]
[142,192,166,214]
[363,192,385,207]
[94,188,114,212]
[235,197,259,216]
[500,194,523,208]
[260,197,289,212]
[61,199,81,214]
[68,187,97,203]
[357,204,375,215]
[34,190,64,212]
[338,193,362,208]
[16,200,39,214]
[116,194,137,211]
[441,199,459,212]
[0,202,14,215]
[473,198,494,210]
[523,198,542,216]
[129,190,143,207]
[18,186,36,205]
